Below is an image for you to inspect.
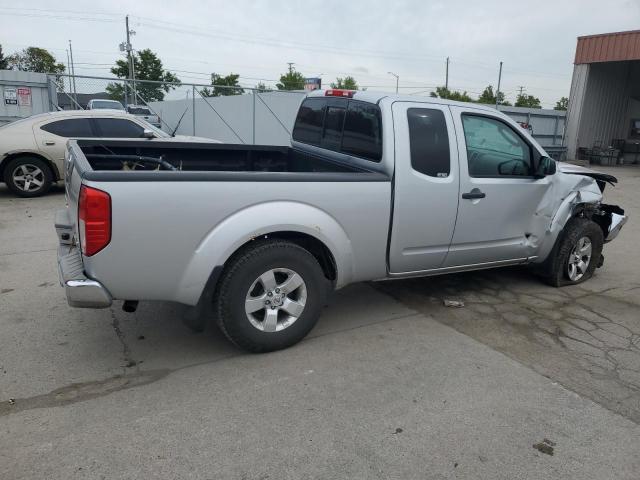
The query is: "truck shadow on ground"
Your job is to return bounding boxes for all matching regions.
[3,263,638,423]
[106,265,640,425]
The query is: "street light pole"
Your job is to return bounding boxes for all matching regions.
[495,61,503,109]
[388,72,399,94]
[68,40,78,104]
[125,15,137,104]
[445,57,450,90]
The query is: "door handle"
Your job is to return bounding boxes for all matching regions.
[461,189,486,200]
[44,140,55,146]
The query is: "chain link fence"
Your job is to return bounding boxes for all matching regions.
[49,74,305,145]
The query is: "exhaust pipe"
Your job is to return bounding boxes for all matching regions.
[122,300,139,313]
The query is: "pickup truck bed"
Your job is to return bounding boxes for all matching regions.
[59,139,391,310]
[77,140,381,178]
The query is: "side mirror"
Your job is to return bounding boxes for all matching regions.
[141,129,155,139]
[533,155,556,178]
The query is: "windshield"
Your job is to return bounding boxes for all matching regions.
[91,100,125,110]
[139,119,169,137]
[128,106,152,115]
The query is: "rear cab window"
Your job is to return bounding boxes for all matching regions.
[407,108,450,177]
[292,97,382,162]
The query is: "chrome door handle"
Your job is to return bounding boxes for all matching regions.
[44,140,55,146]
[461,189,486,199]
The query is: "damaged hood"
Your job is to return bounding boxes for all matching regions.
[557,162,618,186]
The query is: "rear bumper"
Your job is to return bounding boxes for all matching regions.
[58,245,112,308]
[56,208,112,308]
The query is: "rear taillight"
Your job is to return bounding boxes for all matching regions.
[78,185,111,256]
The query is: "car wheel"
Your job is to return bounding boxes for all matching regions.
[542,217,604,287]
[214,239,330,353]
[3,157,53,197]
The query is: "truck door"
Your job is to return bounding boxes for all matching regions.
[443,106,552,267]
[388,102,460,273]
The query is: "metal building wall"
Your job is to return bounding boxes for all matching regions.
[497,105,566,147]
[151,93,565,149]
[0,71,55,126]
[565,64,590,159]
[149,92,305,145]
[575,62,630,152]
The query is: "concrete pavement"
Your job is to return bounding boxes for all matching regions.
[1,171,639,479]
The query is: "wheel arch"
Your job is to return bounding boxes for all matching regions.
[0,151,60,181]
[176,201,354,307]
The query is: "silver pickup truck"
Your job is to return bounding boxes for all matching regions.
[56,89,627,352]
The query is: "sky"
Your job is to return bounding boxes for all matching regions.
[1,0,639,108]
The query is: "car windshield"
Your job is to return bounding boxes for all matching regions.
[91,100,124,110]
[128,106,152,115]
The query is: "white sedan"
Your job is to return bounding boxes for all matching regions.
[0,109,217,197]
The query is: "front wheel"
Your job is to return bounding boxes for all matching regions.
[542,218,604,287]
[214,239,330,352]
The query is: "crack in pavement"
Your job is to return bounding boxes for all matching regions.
[110,308,138,372]
[374,269,640,424]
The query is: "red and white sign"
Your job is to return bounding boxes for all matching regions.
[17,87,31,107]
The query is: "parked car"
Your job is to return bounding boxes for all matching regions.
[55,89,627,352]
[126,104,161,128]
[87,99,125,111]
[0,110,217,197]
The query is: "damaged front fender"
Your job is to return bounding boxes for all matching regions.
[531,165,627,263]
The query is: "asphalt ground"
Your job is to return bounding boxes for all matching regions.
[1,167,639,479]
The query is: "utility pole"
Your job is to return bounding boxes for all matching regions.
[68,40,78,105]
[445,57,449,90]
[388,72,399,94]
[287,62,294,75]
[125,15,136,104]
[495,61,503,108]
[65,49,71,95]
[517,85,525,97]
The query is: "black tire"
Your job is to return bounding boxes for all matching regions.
[541,217,604,287]
[214,239,330,353]
[3,156,53,197]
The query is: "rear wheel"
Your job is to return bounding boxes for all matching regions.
[214,239,330,352]
[3,156,53,197]
[542,218,604,287]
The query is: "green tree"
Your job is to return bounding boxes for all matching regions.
[515,93,541,109]
[276,66,305,90]
[106,49,180,103]
[255,82,268,92]
[0,44,8,70]
[330,76,358,90]
[476,85,511,106]
[429,86,473,102]
[201,73,244,97]
[6,47,65,73]
[554,96,569,111]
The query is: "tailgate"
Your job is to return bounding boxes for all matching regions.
[62,141,85,235]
